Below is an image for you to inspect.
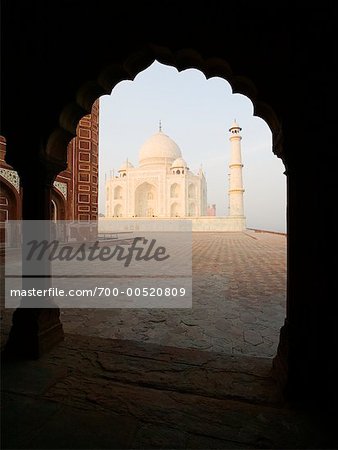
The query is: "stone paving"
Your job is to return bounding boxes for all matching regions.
[4,334,332,450]
[59,231,286,358]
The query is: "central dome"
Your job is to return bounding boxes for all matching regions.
[139,131,182,167]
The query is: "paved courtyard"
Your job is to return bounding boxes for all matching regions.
[59,231,286,358]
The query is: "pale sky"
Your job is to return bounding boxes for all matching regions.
[98,61,286,232]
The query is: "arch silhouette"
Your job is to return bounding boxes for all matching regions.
[170,183,180,198]
[0,176,21,221]
[45,46,284,169]
[51,187,66,220]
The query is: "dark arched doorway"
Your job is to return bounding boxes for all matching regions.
[51,187,67,221]
[0,177,21,244]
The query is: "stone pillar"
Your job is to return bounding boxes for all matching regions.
[4,162,64,359]
[273,124,338,410]
[228,121,245,217]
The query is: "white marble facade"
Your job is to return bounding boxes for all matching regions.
[105,129,207,218]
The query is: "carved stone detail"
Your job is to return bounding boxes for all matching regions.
[53,181,67,199]
[0,168,20,192]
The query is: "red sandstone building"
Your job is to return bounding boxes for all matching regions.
[207,204,216,216]
[0,100,99,231]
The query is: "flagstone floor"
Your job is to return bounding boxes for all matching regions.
[58,231,286,358]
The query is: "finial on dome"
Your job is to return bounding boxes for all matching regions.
[159,120,162,132]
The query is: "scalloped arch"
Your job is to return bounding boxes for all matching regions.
[47,45,284,166]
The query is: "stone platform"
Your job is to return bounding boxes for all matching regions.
[99,216,247,232]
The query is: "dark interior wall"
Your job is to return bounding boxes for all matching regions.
[1,1,337,407]
[2,1,335,166]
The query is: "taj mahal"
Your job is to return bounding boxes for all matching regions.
[103,121,246,232]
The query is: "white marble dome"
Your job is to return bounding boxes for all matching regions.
[139,131,182,166]
[105,127,208,218]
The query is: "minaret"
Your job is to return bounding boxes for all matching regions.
[228,120,245,217]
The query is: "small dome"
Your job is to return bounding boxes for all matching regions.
[171,157,188,168]
[118,160,134,171]
[139,131,182,167]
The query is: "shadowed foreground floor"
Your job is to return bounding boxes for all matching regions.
[1,334,337,449]
[2,232,336,448]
